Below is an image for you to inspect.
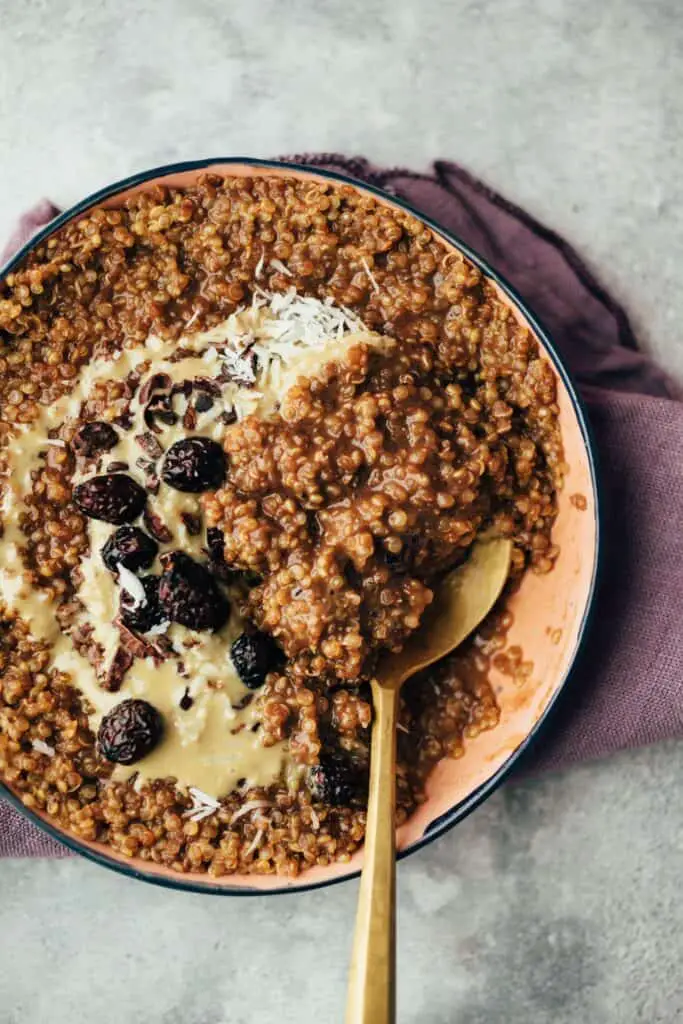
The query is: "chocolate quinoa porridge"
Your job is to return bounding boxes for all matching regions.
[0,174,563,877]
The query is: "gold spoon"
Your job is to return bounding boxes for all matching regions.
[345,537,513,1024]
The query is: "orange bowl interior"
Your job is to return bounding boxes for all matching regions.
[1,161,599,892]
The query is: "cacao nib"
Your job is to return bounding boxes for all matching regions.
[72,421,119,458]
[135,431,164,460]
[143,508,173,543]
[103,646,134,692]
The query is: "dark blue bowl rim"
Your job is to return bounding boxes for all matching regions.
[0,156,602,897]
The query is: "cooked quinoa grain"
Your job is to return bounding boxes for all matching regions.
[0,173,562,876]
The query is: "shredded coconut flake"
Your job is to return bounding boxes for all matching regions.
[269,258,293,278]
[396,722,410,734]
[185,308,200,329]
[188,786,220,807]
[221,347,257,384]
[361,257,380,294]
[189,806,217,822]
[229,799,271,824]
[244,828,265,857]
[116,565,147,608]
[170,290,384,424]
[32,739,55,757]
[309,807,320,830]
[46,438,66,447]
[146,619,170,636]
[184,787,221,821]
[254,253,265,279]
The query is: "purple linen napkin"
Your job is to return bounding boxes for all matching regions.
[2,156,682,857]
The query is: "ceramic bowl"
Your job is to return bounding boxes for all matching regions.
[0,159,600,894]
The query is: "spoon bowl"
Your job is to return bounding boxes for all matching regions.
[377,538,515,689]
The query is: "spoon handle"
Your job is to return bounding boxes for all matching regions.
[345,682,399,1024]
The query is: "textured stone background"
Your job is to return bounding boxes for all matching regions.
[1,1,682,1022]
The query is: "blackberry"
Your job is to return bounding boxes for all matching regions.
[73,474,147,525]
[102,526,158,574]
[158,551,229,631]
[161,437,226,493]
[119,575,165,633]
[309,754,367,807]
[97,699,163,765]
[231,631,283,690]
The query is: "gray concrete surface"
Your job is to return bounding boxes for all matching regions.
[1,0,682,1021]
[3,742,683,1024]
